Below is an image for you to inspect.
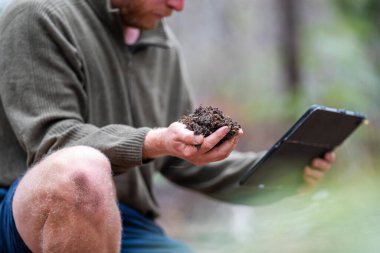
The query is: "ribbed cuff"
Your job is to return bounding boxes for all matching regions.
[112,127,151,167]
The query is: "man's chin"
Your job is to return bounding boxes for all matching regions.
[142,23,160,31]
[127,20,160,31]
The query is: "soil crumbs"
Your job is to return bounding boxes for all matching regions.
[179,105,241,145]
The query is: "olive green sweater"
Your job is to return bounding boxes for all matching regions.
[0,0,260,217]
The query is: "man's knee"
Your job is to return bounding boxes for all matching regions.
[42,145,112,176]
[13,146,119,252]
[16,146,116,218]
[36,146,115,209]
[34,145,110,182]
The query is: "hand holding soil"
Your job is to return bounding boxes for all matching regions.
[179,105,241,146]
[143,105,242,164]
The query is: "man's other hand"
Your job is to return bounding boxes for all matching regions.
[300,152,336,193]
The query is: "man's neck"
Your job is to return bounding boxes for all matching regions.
[124,27,141,45]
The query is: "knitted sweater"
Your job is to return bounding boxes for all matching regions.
[0,0,259,217]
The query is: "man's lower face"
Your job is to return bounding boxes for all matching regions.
[122,11,162,30]
[113,0,172,30]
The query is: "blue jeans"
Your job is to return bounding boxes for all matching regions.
[0,178,31,253]
[0,179,193,253]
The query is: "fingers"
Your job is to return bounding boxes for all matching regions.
[207,128,243,155]
[167,122,243,165]
[303,173,318,188]
[193,128,243,165]
[304,166,324,181]
[324,152,336,163]
[198,126,230,153]
[311,151,335,172]
[302,151,336,190]
[169,122,204,145]
[312,158,331,172]
[302,166,324,191]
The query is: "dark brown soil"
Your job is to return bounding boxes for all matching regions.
[179,105,241,146]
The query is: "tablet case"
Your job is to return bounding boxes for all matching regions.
[238,104,366,203]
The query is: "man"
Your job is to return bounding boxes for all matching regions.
[0,0,334,252]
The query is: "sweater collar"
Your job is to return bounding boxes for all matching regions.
[85,0,171,48]
[84,0,120,28]
[138,21,172,48]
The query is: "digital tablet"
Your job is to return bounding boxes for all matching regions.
[238,104,366,202]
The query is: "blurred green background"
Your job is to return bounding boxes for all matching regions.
[158,0,380,252]
[1,0,379,252]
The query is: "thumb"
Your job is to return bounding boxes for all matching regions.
[170,122,204,145]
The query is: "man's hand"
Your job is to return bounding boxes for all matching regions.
[143,122,243,165]
[300,152,336,192]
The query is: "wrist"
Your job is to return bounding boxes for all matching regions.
[142,128,168,159]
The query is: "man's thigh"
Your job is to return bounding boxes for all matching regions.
[0,178,32,253]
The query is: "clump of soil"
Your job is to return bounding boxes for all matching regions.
[179,105,241,145]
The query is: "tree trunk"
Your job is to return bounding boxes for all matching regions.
[279,0,300,93]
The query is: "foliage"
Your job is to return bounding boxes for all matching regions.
[333,0,380,39]
[333,0,380,88]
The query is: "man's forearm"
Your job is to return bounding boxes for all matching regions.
[142,128,169,159]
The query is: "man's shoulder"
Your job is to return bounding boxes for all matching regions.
[0,0,80,31]
[4,0,70,14]
[1,0,77,21]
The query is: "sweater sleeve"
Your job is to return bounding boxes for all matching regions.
[0,3,149,174]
